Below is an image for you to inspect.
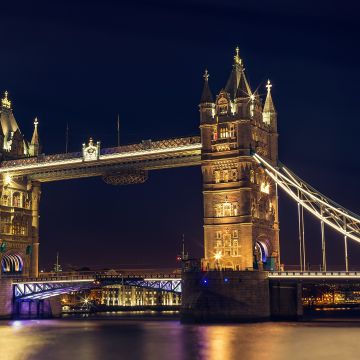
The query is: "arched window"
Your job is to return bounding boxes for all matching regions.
[1,195,9,206]
[1,254,23,273]
[12,192,21,208]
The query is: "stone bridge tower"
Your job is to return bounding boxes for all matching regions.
[0,92,41,277]
[200,48,280,271]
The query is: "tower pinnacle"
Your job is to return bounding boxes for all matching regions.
[263,79,275,113]
[29,117,40,156]
[200,69,214,103]
[234,46,242,66]
[203,69,209,82]
[263,79,277,127]
[266,79,272,93]
[1,91,11,109]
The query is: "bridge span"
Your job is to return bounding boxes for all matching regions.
[0,136,201,182]
[12,272,182,301]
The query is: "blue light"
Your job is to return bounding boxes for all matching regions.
[224,278,229,283]
[202,279,208,285]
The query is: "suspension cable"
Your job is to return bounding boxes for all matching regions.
[253,153,360,244]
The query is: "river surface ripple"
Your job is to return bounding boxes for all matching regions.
[1,317,360,360]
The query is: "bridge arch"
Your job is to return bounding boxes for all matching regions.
[254,240,269,268]
[1,253,23,274]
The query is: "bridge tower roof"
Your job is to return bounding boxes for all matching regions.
[0,91,20,136]
[31,117,39,146]
[200,69,214,103]
[225,47,252,99]
[263,79,276,113]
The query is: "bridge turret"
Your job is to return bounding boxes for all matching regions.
[200,48,280,271]
[262,80,278,163]
[199,69,215,124]
[29,117,41,157]
[263,80,277,130]
[0,91,28,159]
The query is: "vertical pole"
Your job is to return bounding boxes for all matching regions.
[31,181,41,278]
[275,179,281,269]
[65,123,69,153]
[117,114,120,147]
[56,252,59,273]
[320,206,326,272]
[297,202,303,272]
[301,205,306,270]
[344,216,349,272]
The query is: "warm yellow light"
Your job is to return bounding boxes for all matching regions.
[260,182,270,194]
[214,251,222,261]
[4,174,11,185]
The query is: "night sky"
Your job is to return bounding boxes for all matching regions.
[1,0,360,270]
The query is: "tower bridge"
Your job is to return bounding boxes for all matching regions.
[0,48,359,320]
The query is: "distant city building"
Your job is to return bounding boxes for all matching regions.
[99,285,180,307]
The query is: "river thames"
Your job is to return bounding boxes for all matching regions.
[1,316,360,360]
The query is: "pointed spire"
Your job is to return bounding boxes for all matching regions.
[225,47,247,99]
[200,69,214,103]
[31,117,39,145]
[1,91,11,109]
[263,80,276,113]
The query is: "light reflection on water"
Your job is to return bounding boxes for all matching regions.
[2,319,360,360]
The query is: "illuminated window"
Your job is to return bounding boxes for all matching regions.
[214,171,220,183]
[229,124,235,138]
[232,230,238,238]
[212,127,218,141]
[231,169,237,181]
[216,231,222,239]
[223,170,229,182]
[214,201,239,217]
[12,192,21,207]
[232,203,238,216]
[1,195,9,206]
[260,182,270,194]
[214,204,222,217]
[223,203,232,217]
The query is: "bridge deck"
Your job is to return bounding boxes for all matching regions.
[13,273,182,300]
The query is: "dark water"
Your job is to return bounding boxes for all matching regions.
[2,315,360,360]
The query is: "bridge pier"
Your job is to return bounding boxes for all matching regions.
[181,271,303,322]
[13,297,62,319]
[0,278,14,318]
[269,281,303,320]
[181,271,271,322]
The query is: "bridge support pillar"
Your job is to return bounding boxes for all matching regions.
[269,281,303,320]
[0,278,14,319]
[30,181,41,278]
[14,296,62,319]
[181,271,270,323]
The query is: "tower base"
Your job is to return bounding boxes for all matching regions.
[181,270,270,323]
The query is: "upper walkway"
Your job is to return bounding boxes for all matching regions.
[0,136,201,182]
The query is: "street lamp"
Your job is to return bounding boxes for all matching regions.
[214,251,222,270]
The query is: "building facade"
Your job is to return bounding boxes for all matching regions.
[0,92,40,277]
[200,48,280,271]
[99,285,181,307]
